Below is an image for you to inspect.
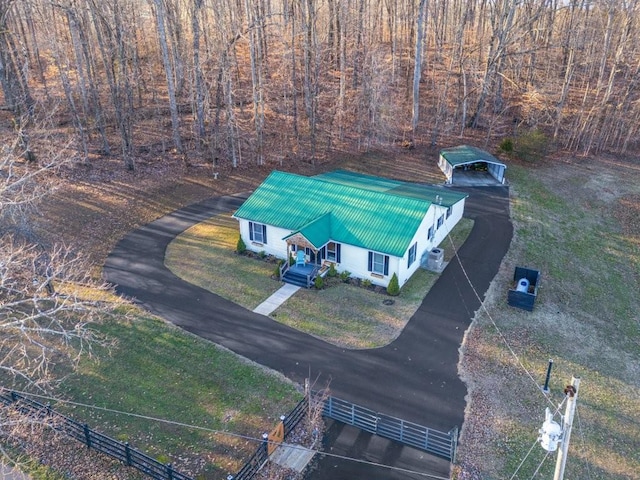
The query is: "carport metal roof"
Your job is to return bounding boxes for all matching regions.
[440,145,505,168]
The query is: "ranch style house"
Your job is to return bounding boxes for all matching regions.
[233,170,467,288]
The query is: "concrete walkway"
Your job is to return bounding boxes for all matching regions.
[270,444,315,472]
[253,283,300,315]
[1,464,30,480]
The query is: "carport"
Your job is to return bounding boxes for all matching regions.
[438,145,506,185]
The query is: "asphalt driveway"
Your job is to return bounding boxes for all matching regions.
[103,186,512,479]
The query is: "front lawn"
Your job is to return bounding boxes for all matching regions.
[165,215,282,309]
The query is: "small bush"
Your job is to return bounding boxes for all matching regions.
[328,263,338,277]
[339,270,351,282]
[258,250,267,259]
[514,129,550,162]
[236,235,246,254]
[274,260,283,277]
[289,254,295,266]
[362,279,372,288]
[314,275,324,289]
[387,273,400,296]
[499,138,514,153]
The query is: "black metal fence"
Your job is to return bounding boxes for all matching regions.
[322,395,458,462]
[231,393,458,479]
[231,396,309,480]
[0,390,193,480]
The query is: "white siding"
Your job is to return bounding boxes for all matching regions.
[398,215,428,285]
[237,219,290,259]
[336,244,389,287]
[487,162,506,183]
[438,155,453,184]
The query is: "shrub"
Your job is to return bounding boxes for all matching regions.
[327,263,338,277]
[362,279,372,288]
[274,260,283,277]
[236,235,246,254]
[258,250,267,259]
[387,273,400,296]
[514,129,550,162]
[499,138,514,153]
[339,270,351,282]
[314,275,324,289]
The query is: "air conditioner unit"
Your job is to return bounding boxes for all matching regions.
[426,247,444,271]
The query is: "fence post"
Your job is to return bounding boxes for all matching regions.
[422,426,428,451]
[83,424,92,449]
[166,462,173,480]
[448,426,458,464]
[125,442,132,466]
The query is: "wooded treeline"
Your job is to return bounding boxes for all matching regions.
[2,0,640,170]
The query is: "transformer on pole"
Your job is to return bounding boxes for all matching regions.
[537,376,581,480]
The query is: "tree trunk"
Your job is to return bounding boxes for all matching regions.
[411,0,428,137]
[245,0,265,165]
[192,0,206,155]
[89,0,135,170]
[301,0,318,161]
[150,0,184,157]
[0,0,34,117]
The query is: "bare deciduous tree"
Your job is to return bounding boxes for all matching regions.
[149,0,185,158]
[0,239,116,389]
[1,129,121,417]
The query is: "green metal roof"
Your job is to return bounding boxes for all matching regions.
[314,170,467,207]
[283,212,332,249]
[313,170,403,193]
[440,145,505,167]
[234,171,439,257]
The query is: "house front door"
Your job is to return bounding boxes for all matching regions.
[305,247,317,264]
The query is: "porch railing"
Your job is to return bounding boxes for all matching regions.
[306,266,320,288]
[279,259,290,281]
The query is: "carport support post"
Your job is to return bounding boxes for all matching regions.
[553,377,580,480]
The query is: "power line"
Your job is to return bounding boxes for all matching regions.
[441,216,566,480]
[529,449,552,479]
[508,438,541,480]
[574,404,592,480]
[2,388,450,480]
[443,222,557,410]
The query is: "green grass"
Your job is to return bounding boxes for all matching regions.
[165,214,282,309]
[273,269,439,348]
[509,164,638,345]
[58,314,300,477]
[166,212,474,348]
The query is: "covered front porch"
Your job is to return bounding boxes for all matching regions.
[279,234,327,288]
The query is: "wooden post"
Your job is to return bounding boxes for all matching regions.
[125,442,132,466]
[83,424,92,449]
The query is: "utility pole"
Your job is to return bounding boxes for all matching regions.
[554,377,580,480]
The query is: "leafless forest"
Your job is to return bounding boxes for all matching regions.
[2,0,640,170]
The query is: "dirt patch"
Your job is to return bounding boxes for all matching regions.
[614,194,640,237]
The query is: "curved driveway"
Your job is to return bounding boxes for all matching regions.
[104,186,512,479]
